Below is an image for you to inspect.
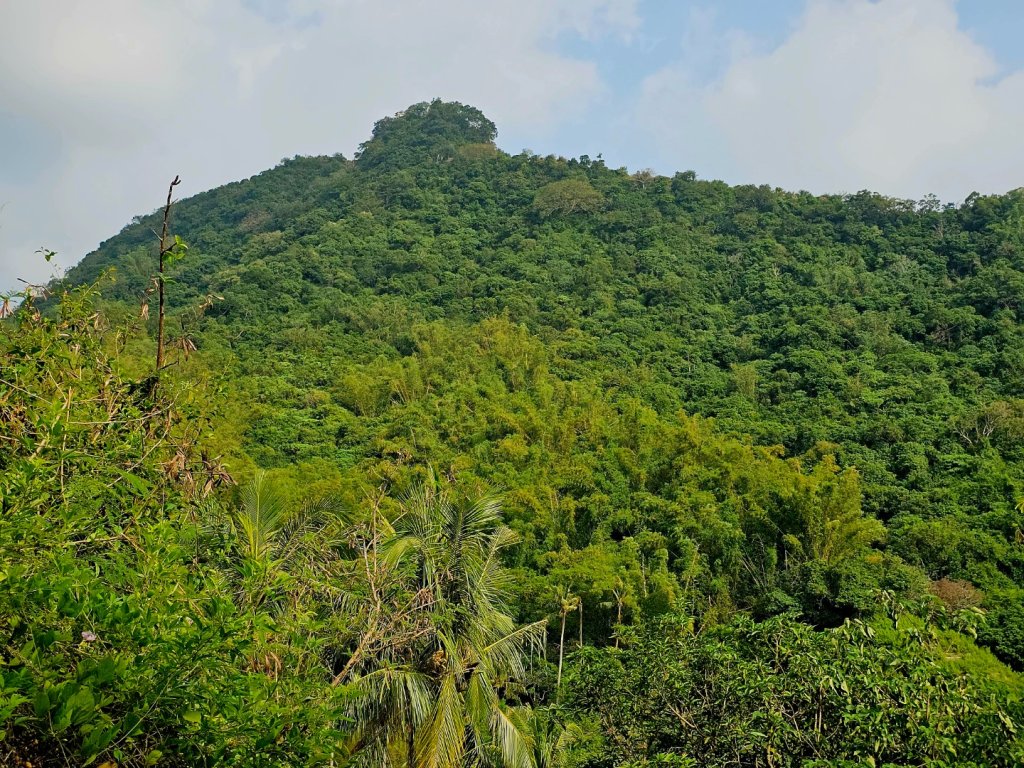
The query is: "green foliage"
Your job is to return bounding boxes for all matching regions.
[533,179,604,218]
[357,99,497,170]
[566,610,1024,767]
[981,600,1024,669]
[0,286,349,765]
[0,285,554,766]
[14,102,1024,761]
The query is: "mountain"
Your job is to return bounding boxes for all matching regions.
[70,98,1024,642]
[5,99,1022,765]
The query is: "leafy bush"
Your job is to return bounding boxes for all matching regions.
[0,285,347,765]
[566,611,1024,767]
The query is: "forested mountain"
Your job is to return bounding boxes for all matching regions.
[4,100,1024,765]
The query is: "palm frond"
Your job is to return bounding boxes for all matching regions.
[417,673,466,768]
[278,495,345,566]
[234,469,289,560]
[341,476,545,768]
[481,620,548,679]
[350,665,433,734]
[488,699,535,768]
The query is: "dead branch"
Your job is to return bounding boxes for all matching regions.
[155,175,181,371]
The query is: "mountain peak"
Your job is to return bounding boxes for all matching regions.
[355,99,497,170]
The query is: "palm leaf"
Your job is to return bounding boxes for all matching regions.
[234,469,289,560]
[417,673,466,768]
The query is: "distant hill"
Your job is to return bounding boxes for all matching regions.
[66,99,1024,658]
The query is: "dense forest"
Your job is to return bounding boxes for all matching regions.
[3,99,1024,766]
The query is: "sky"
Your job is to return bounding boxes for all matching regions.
[1,0,1023,292]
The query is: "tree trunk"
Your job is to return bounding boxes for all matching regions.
[615,594,623,649]
[406,687,416,768]
[156,248,165,371]
[557,610,567,695]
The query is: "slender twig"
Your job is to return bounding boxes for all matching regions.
[156,175,181,372]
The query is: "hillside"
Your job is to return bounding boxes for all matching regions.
[4,99,1024,765]
[73,98,1024,627]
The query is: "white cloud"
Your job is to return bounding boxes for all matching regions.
[0,0,638,291]
[637,0,1024,202]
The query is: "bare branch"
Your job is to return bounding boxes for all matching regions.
[155,175,181,371]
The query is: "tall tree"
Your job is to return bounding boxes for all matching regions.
[341,476,546,767]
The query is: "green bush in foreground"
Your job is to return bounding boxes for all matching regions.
[566,609,1024,767]
[0,285,347,765]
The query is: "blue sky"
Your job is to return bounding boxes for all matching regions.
[2,0,1023,292]
[529,0,810,166]
[533,0,1024,179]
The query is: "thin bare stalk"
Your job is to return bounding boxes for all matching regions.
[156,175,181,371]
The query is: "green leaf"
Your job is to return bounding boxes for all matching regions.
[33,688,50,718]
[119,471,152,496]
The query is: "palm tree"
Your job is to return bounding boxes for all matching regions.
[510,708,584,768]
[554,588,580,696]
[341,474,546,768]
[222,470,338,611]
[234,470,290,561]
